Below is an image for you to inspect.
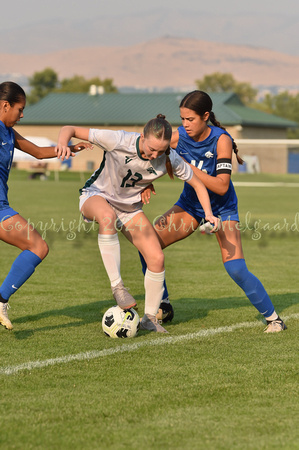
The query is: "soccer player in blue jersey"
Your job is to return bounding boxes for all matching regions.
[0,81,85,330]
[140,90,286,333]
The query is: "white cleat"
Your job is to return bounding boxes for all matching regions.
[140,314,168,333]
[112,281,137,310]
[0,302,13,330]
[264,317,287,333]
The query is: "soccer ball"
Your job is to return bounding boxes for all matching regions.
[102,305,140,338]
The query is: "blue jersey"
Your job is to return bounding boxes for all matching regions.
[0,121,15,210]
[175,125,238,220]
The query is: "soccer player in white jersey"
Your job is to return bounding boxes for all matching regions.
[56,115,219,332]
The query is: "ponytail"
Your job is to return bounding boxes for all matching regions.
[165,146,174,180]
[209,111,244,165]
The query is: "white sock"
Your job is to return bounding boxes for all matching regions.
[98,234,121,287]
[265,311,279,321]
[144,269,165,316]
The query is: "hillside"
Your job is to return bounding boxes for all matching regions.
[3,37,299,91]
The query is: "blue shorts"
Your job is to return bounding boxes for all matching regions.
[0,207,19,222]
[175,198,239,223]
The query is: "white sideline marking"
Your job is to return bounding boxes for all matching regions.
[233,182,299,188]
[1,313,298,376]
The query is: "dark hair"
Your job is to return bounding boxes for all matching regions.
[0,81,26,106]
[143,114,174,179]
[180,90,243,165]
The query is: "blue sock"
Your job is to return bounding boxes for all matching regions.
[138,251,169,301]
[224,259,275,317]
[0,250,42,301]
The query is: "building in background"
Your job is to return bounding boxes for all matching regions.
[14,92,298,174]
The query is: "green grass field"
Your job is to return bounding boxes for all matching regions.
[1,170,299,449]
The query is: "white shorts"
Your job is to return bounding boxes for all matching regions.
[79,189,143,230]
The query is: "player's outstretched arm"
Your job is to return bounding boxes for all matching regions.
[55,126,92,160]
[187,174,219,232]
[13,130,90,161]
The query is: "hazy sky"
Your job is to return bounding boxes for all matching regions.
[4,0,298,24]
[3,0,296,25]
[2,0,299,55]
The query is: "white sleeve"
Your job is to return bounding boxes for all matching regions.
[169,149,193,182]
[88,129,123,152]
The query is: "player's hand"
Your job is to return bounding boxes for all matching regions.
[203,215,220,233]
[141,183,156,204]
[72,142,93,153]
[55,142,92,160]
[55,143,72,161]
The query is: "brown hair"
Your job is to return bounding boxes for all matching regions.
[0,81,26,105]
[143,114,174,179]
[180,90,243,165]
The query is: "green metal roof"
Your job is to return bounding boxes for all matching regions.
[21,92,297,128]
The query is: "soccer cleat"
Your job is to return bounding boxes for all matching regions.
[0,302,13,330]
[264,317,287,333]
[156,301,174,323]
[140,313,168,333]
[112,281,137,310]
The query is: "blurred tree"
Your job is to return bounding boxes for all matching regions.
[27,68,58,104]
[195,72,258,105]
[27,70,118,104]
[195,72,299,137]
[255,91,299,121]
[254,91,299,138]
[57,75,117,93]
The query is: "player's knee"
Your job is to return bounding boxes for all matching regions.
[146,249,164,272]
[40,240,49,259]
[224,258,248,284]
[154,250,164,271]
[27,237,49,260]
[33,238,49,260]
[158,249,165,264]
[98,210,117,230]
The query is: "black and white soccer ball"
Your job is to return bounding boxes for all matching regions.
[102,305,140,338]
